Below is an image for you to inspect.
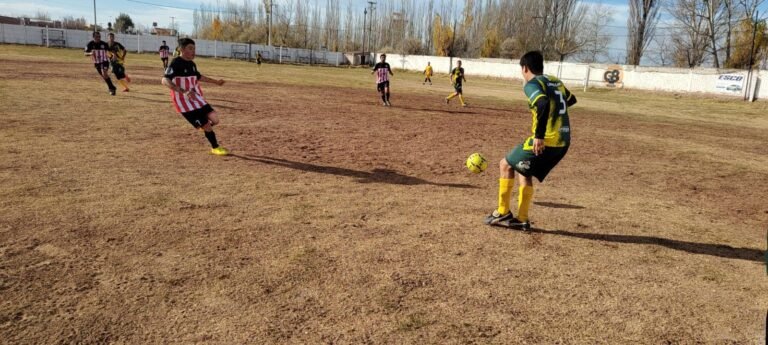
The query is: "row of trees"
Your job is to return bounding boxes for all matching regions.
[190,0,766,68]
[27,0,768,68]
[190,0,619,63]
[628,0,766,68]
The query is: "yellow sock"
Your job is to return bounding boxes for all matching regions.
[497,178,514,215]
[118,79,129,90]
[459,94,465,105]
[447,93,456,100]
[517,186,534,222]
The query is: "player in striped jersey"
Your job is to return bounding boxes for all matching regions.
[84,31,117,95]
[159,41,170,68]
[161,38,230,156]
[371,54,394,106]
[484,51,577,230]
[107,33,131,92]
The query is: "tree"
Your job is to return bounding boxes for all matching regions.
[701,0,727,67]
[432,15,454,57]
[113,13,134,33]
[727,18,767,68]
[500,37,518,59]
[62,16,88,30]
[575,3,614,63]
[669,0,711,67]
[627,0,662,65]
[480,28,501,58]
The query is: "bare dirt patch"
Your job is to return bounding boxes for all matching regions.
[1,47,766,344]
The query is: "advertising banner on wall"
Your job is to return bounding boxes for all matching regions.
[715,74,745,94]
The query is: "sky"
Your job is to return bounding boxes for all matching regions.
[1,0,765,63]
[1,0,630,34]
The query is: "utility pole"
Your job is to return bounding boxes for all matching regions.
[170,16,176,36]
[367,1,376,59]
[267,0,273,46]
[363,8,367,53]
[92,0,97,32]
[745,10,759,101]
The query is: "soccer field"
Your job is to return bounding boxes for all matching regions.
[1,45,767,344]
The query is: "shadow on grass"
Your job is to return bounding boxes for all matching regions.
[533,201,585,209]
[517,227,764,262]
[126,94,168,104]
[395,104,478,115]
[231,154,477,189]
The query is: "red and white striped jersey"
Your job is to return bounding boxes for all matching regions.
[163,57,208,113]
[159,45,170,58]
[85,41,110,63]
[372,62,392,83]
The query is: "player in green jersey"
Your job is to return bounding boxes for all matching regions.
[484,51,577,230]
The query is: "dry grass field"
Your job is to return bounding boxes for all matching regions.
[1,44,767,344]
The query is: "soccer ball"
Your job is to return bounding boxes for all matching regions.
[466,153,487,174]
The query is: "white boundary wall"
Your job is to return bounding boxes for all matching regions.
[382,53,767,100]
[0,23,346,65]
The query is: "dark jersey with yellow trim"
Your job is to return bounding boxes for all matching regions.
[107,41,127,64]
[523,75,573,148]
[450,67,465,85]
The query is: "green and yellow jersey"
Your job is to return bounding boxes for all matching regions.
[107,41,127,65]
[522,75,574,148]
[450,67,464,85]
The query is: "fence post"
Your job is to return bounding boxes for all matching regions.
[137,33,141,53]
[688,69,693,92]
[583,65,590,92]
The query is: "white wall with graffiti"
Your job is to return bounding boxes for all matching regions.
[381,53,767,101]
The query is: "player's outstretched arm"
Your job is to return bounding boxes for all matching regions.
[200,75,225,86]
[565,88,577,107]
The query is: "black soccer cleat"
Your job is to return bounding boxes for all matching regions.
[484,210,515,226]
[109,89,116,96]
[508,219,531,231]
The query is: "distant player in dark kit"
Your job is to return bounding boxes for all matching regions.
[484,51,577,230]
[162,38,230,156]
[372,53,394,106]
[159,40,170,68]
[84,31,117,95]
[256,52,262,67]
[446,60,466,106]
[107,33,131,92]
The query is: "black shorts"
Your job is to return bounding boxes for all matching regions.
[377,81,390,92]
[93,61,109,73]
[111,62,126,80]
[505,141,569,182]
[181,104,214,128]
[453,83,463,93]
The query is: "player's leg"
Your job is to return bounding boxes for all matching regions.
[113,64,129,91]
[515,172,534,225]
[377,83,387,105]
[99,63,117,94]
[484,157,516,225]
[384,83,391,105]
[457,86,466,106]
[204,109,228,155]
